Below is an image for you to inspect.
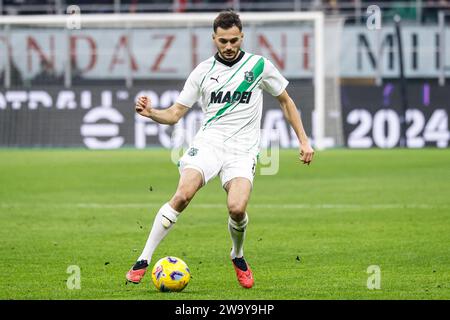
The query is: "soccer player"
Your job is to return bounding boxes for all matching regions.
[126,10,314,289]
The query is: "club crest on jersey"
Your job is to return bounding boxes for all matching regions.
[188,147,198,156]
[244,71,254,83]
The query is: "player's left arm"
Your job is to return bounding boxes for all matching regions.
[276,89,314,165]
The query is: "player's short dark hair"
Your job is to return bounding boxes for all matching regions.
[213,10,242,33]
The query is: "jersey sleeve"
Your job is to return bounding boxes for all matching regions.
[260,58,289,97]
[176,66,201,108]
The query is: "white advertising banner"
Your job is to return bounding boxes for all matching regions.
[0,26,315,80]
[0,26,449,80]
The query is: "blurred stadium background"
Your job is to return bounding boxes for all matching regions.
[0,0,449,149]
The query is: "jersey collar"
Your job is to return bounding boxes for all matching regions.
[214,50,245,67]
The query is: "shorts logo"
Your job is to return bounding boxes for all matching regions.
[244,71,254,83]
[188,147,198,156]
[251,158,256,176]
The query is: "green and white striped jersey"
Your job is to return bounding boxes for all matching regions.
[176,50,289,156]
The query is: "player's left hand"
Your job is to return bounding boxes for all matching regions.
[299,144,314,165]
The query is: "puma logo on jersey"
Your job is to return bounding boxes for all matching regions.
[210,75,219,83]
[210,91,252,104]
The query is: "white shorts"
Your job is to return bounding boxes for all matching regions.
[177,140,257,188]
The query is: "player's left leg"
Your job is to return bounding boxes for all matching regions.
[225,177,252,259]
[225,177,254,288]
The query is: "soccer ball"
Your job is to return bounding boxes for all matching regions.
[151,256,191,292]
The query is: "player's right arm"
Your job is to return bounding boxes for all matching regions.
[135,64,202,124]
[135,97,189,125]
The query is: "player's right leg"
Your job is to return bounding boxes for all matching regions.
[126,168,203,284]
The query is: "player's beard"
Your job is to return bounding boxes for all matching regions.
[220,48,239,61]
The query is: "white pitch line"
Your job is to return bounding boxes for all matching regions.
[75,203,450,210]
[1,203,449,210]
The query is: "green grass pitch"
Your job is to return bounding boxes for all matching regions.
[0,148,449,300]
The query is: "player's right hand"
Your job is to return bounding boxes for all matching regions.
[135,96,152,117]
